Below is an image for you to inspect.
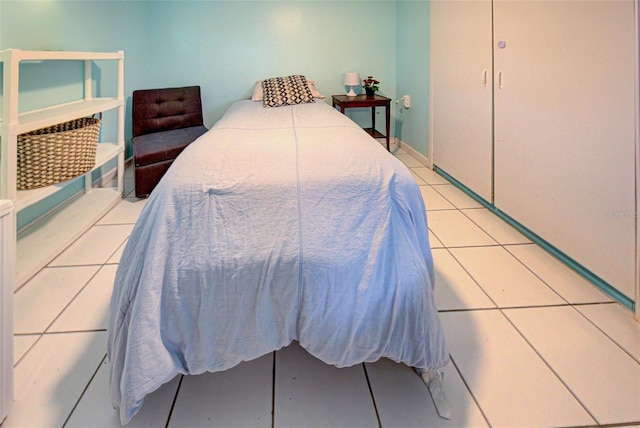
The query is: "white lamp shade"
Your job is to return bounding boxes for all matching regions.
[344,72,360,86]
[344,72,360,97]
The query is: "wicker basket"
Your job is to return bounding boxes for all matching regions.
[17,115,100,190]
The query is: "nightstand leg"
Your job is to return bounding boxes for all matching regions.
[371,107,376,138]
[385,104,390,151]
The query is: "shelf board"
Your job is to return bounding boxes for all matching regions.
[16,187,122,286]
[0,200,13,217]
[362,128,386,139]
[0,49,123,62]
[15,142,124,212]
[2,98,122,135]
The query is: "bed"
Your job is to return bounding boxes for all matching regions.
[108,86,449,424]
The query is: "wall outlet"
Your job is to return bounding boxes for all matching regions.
[403,95,411,109]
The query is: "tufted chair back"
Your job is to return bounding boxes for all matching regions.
[132,86,204,138]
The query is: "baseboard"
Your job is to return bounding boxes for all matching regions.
[435,165,635,313]
[93,157,132,188]
[394,137,432,169]
[93,166,118,188]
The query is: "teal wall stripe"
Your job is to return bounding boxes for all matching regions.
[434,166,636,312]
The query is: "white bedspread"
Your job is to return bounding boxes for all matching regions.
[108,100,448,424]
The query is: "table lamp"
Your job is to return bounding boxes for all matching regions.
[344,72,360,97]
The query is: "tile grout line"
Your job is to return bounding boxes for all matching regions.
[362,363,382,428]
[441,246,500,310]
[61,353,107,428]
[429,156,635,424]
[271,351,276,428]
[450,206,635,362]
[164,375,184,428]
[448,356,493,428]
[41,265,105,336]
[427,182,601,424]
[13,264,104,366]
[428,184,621,311]
[12,333,44,368]
[569,304,640,366]
[499,309,601,426]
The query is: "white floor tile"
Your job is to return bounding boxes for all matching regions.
[14,266,99,334]
[440,310,595,427]
[124,178,135,198]
[429,230,444,249]
[169,354,273,427]
[419,186,456,211]
[66,358,179,427]
[274,342,378,428]
[5,149,638,428]
[576,303,640,362]
[506,244,612,304]
[432,249,495,311]
[409,169,427,185]
[462,209,531,245]
[107,239,127,264]
[411,167,450,185]
[13,334,39,365]
[97,197,147,225]
[50,224,132,267]
[450,246,565,307]
[504,306,640,424]
[389,143,406,155]
[4,332,107,428]
[433,185,484,209]
[427,210,497,248]
[124,164,134,179]
[49,265,117,332]
[366,358,489,427]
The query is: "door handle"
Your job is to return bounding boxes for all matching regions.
[482,69,488,87]
[497,70,503,89]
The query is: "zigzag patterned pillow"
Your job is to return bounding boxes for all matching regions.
[262,75,316,108]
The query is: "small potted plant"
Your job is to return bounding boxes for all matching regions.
[362,76,380,97]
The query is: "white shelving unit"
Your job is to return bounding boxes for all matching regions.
[0,49,125,285]
[0,200,14,424]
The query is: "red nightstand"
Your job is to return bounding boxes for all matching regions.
[332,94,391,151]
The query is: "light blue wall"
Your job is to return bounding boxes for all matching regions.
[0,0,433,150]
[0,0,154,228]
[1,0,398,136]
[1,0,432,227]
[146,1,397,131]
[0,0,154,145]
[396,0,430,156]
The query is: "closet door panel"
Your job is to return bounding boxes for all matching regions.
[493,1,636,299]
[431,0,493,201]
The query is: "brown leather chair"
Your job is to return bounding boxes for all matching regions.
[131,86,208,198]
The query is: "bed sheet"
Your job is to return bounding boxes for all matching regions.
[108,100,448,424]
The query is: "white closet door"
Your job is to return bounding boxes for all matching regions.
[493,0,636,299]
[431,0,494,201]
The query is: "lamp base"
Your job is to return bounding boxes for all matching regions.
[346,87,357,97]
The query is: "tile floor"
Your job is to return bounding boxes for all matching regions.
[5,144,640,428]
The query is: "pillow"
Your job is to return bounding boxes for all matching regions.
[307,81,326,99]
[251,79,326,101]
[261,75,316,107]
